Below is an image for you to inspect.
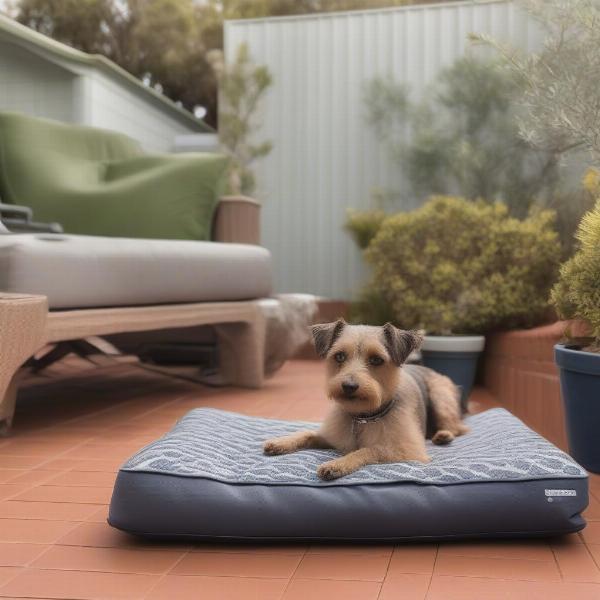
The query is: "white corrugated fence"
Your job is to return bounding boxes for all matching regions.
[225,0,540,300]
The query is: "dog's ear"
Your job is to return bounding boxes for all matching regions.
[310,319,346,358]
[382,323,423,366]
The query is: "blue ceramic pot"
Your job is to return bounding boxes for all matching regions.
[421,336,485,411]
[555,343,600,473]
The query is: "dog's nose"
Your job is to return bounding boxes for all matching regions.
[341,381,359,397]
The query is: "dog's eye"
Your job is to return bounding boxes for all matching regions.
[333,351,346,363]
[369,355,384,366]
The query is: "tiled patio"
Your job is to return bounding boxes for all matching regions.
[0,359,599,599]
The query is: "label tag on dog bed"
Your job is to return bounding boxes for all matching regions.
[545,489,577,497]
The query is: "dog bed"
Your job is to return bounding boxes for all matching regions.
[108,408,588,541]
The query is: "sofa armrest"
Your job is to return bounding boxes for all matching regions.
[0,202,63,234]
[211,196,261,245]
[0,202,33,221]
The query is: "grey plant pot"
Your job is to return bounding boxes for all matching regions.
[421,335,485,411]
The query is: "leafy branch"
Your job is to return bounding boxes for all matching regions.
[209,43,273,196]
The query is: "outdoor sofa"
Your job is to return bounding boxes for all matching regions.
[0,112,272,434]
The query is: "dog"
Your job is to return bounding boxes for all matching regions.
[263,320,468,480]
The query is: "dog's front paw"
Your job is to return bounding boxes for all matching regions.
[432,430,454,445]
[263,439,289,455]
[317,460,347,481]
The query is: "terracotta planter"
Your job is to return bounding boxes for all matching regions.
[482,320,593,451]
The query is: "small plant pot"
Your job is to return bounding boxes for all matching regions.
[555,344,600,473]
[421,335,485,410]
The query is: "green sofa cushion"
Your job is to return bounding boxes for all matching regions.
[0,112,228,240]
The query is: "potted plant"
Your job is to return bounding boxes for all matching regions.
[347,196,561,409]
[552,194,600,473]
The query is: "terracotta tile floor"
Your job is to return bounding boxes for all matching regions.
[0,358,598,599]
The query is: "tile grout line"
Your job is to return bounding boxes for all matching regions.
[140,563,295,600]
[4,383,244,486]
[275,545,308,600]
[2,436,98,476]
[10,374,189,440]
[4,565,588,589]
[374,546,395,600]
[424,545,439,600]
[120,389,210,423]
[582,539,600,573]
[0,596,80,600]
[0,407,169,495]
[0,566,150,600]
[550,542,564,580]
[0,503,109,508]
[419,572,575,583]
[0,565,25,595]
[431,553,561,564]
[16,564,192,577]
[24,539,56,568]
[139,572,292,581]
[49,543,187,554]
[0,438,99,502]
[16,484,114,489]
[4,469,73,486]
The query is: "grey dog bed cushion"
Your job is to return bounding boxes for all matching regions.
[108,407,588,541]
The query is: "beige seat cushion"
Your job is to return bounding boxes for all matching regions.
[0,234,272,309]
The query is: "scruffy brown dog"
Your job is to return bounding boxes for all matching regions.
[263,320,468,480]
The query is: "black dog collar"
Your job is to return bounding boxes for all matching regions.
[352,396,397,428]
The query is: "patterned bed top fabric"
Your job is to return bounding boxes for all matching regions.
[121,408,586,486]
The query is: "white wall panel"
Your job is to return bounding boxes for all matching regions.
[0,42,75,123]
[0,41,201,154]
[225,0,541,300]
[85,71,195,153]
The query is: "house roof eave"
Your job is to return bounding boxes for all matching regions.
[0,13,214,133]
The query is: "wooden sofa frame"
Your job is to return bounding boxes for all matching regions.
[0,196,266,434]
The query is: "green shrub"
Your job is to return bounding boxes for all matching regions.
[349,287,396,326]
[362,196,561,334]
[551,198,600,347]
[545,189,597,259]
[345,209,386,250]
